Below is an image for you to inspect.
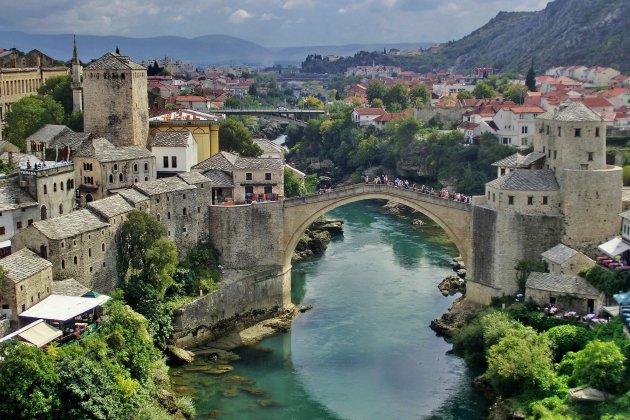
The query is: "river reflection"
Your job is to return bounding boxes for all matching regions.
[172,200,487,419]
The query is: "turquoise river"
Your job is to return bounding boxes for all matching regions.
[171,200,488,419]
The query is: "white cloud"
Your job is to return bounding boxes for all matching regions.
[229,9,255,24]
[260,12,277,21]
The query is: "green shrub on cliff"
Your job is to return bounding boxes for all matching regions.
[544,325,592,362]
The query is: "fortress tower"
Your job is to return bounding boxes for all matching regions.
[82,52,149,147]
[71,36,83,113]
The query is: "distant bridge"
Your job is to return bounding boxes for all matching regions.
[217,108,326,127]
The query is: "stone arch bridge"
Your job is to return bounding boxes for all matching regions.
[282,184,472,270]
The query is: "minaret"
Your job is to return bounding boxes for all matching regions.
[71,35,83,113]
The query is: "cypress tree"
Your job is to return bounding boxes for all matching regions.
[526,60,537,92]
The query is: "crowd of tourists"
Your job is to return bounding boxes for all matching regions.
[365,175,472,204]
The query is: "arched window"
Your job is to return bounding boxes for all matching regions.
[67,179,72,191]
[133,163,138,172]
[109,174,113,183]
[157,214,161,221]
[119,173,123,182]
[53,183,57,192]
[41,205,47,220]
[60,182,64,191]
[144,162,148,171]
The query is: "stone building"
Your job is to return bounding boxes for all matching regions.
[541,243,594,276]
[11,209,112,290]
[18,161,76,220]
[24,124,91,161]
[132,177,199,254]
[192,151,284,204]
[468,102,622,304]
[73,137,156,203]
[0,183,39,245]
[525,272,603,314]
[0,248,53,322]
[176,171,214,242]
[82,52,149,147]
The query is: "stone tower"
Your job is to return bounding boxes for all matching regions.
[71,36,83,113]
[535,102,622,248]
[82,52,149,147]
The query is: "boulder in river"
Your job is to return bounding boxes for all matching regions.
[166,345,195,365]
[437,275,465,296]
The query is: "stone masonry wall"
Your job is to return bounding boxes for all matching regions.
[208,202,284,269]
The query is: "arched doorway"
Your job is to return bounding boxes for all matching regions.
[40,205,47,220]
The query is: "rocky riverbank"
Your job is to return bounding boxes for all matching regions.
[293,218,344,261]
[430,296,480,339]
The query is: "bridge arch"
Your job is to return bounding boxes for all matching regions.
[282,185,472,271]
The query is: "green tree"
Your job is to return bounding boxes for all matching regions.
[284,166,306,198]
[503,83,528,104]
[544,325,591,362]
[481,311,524,348]
[472,81,496,99]
[526,62,537,92]
[0,341,61,419]
[457,90,474,101]
[457,163,487,195]
[37,75,73,114]
[370,98,384,109]
[301,95,324,110]
[409,83,431,107]
[366,81,386,103]
[219,118,263,157]
[248,83,258,96]
[571,340,626,392]
[384,83,409,111]
[117,210,166,281]
[66,111,84,132]
[224,97,241,108]
[486,327,555,395]
[3,95,65,150]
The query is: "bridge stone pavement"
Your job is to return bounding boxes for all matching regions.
[282,184,472,271]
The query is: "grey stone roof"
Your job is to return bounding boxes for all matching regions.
[84,52,145,71]
[49,131,92,149]
[25,125,71,144]
[116,188,149,205]
[74,138,153,162]
[52,279,90,297]
[192,151,238,172]
[619,209,630,220]
[33,209,110,240]
[538,102,602,122]
[151,131,192,148]
[177,171,210,186]
[526,272,600,297]
[133,177,195,196]
[492,152,546,168]
[87,194,135,219]
[0,248,52,283]
[486,169,559,191]
[253,139,284,155]
[234,157,283,170]
[203,170,234,187]
[541,243,578,264]
[0,184,38,211]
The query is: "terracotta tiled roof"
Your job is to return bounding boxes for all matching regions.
[353,108,385,116]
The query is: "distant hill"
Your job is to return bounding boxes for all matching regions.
[0,31,431,67]
[437,0,630,73]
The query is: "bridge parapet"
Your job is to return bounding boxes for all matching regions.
[283,183,472,211]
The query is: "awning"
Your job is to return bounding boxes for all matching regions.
[0,319,62,347]
[613,292,630,305]
[19,294,110,322]
[598,237,630,258]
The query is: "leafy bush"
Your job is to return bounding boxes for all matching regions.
[544,325,592,362]
[452,317,486,367]
[571,340,626,393]
[481,311,524,348]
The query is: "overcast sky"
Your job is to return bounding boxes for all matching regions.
[0,0,550,47]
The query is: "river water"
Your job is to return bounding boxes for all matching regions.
[171,201,487,419]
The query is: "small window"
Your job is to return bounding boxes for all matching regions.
[167,212,171,220]
[574,128,581,137]
[102,243,105,251]
[198,206,201,213]
[492,193,495,202]
[521,126,528,134]
[546,125,549,134]
[119,173,123,182]
[265,173,272,180]
[508,196,514,205]
[43,185,47,194]
[74,256,78,264]
[183,227,187,233]
[527,196,533,205]
[157,214,161,221]
[61,259,65,269]
[17,221,22,229]
[53,183,57,192]
[163,156,169,168]
[73,239,77,246]
[487,191,490,200]
[553,150,557,160]
[113,164,118,171]
[182,194,186,199]
[542,196,548,205]
[557,126,561,136]
[500,168,506,176]
[588,152,594,161]
[171,156,177,168]
[0,226,7,235]
[89,266,93,273]
[133,163,138,172]
[246,172,253,180]
[61,241,65,249]
[109,174,114,183]
[60,182,64,191]
[88,248,92,257]
[595,127,600,137]
[59,204,63,215]
[183,208,187,215]
[144,162,148,171]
